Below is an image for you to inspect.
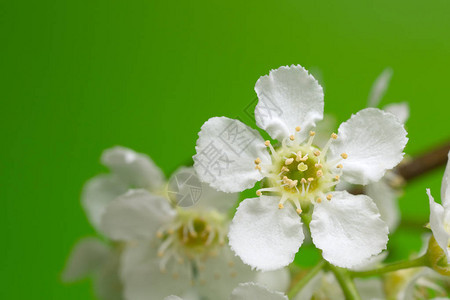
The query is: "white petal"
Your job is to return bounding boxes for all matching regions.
[383,102,410,124]
[81,175,128,233]
[121,241,191,300]
[367,68,393,108]
[293,271,324,300]
[329,108,408,185]
[228,196,304,271]
[194,117,271,193]
[62,237,110,282]
[101,146,165,191]
[256,268,291,293]
[231,283,288,300]
[427,189,450,260]
[354,278,385,300]
[94,247,123,300]
[164,296,183,300]
[441,151,450,209]
[310,191,389,268]
[349,251,388,271]
[196,247,255,300]
[365,179,400,231]
[254,65,324,142]
[100,189,175,241]
[168,166,238,213]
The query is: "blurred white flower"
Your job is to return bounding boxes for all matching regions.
[194,65,408,270]
[100,167,254,300]
[427,150,450,263]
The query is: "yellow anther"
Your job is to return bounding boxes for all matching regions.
[296,208,302,214]
[255,165,261,171]
[156,231,163,238]
[228,261,234,267]
[326,194,332,201]
[341,153,348,159]
[278,203,284,209]
[314,150,321,157]
[230,272,237,278]
[295,126,301,132]
[334,175,340,180]
[157,251,164,257]
[285,158,294,165]
[281,166,289,172]
[317,170,323,177]
[167,228,174,234]
[298,162,308,171]
[307,177,314,182]
[301,178,307,184]
[265,140,271,147]
[254,157,261,164]
[289,135,295,141]
[317,198,322,203]
[256,190,262,196]
[282,176,288,181]
[173,272,179,279]
[315,163,323,169]
[309,131,316,136]
[336,164,343,169]
[331,133,338,139]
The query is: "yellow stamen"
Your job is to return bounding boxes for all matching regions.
[341,153,348,159]
[326,194,332,201]
[298,162,308,171]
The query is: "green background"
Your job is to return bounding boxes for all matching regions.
[1,0,449,298]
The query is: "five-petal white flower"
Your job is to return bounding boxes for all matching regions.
[427,150,450,263]
[193,65,408,270]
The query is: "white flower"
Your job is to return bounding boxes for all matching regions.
[64,146,163,300]
[427,150,450,263]
[193,65,408,270]
[101,167,254,300]
[82,146,165,233]
[62,237,123,300]
[365,68,410,232]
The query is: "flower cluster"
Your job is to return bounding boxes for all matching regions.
[63,65,450,300]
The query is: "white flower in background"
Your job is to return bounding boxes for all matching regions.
[194,65,408,270]
[167,282,290,300]
[62,238,123,300]
[427,151,450,263]
[365,68,410,232]
[64,146,163,300]
[82,146,166,233]
[100,167,254,300]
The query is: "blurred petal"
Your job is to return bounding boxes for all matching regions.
[366,179,400,232]
[164,296,183,300]
[229,196,304,271]
[255,65,324,142]
[101,189,175,241]
[441,151,450,209]
[231,283,288,300]
[354,278,385,300]
[121,241,191,300]
[94,247,123,300]
[367,68,393,108]
[329,108,408,185]
[101,146,165,191]
[197,247,255,300]
[168,166,238,213]
[427,189,450,260]
[310,191,389,268]
[193,117,270,193]
[383,102,410,124]
[293,271,324,300]
[256,268,291,293]
[81,174,128,233]
[62,237,109,282]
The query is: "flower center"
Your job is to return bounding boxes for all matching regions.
[155,210,227,274]
[254,128,347,214]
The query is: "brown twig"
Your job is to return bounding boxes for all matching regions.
[396,140,450,182]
